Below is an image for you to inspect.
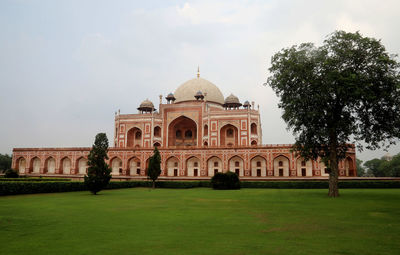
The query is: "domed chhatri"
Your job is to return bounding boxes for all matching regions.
[243,100,251,108]
[194,91,204,100]
[223,93,242,109]
[174,77,225,105]
[137,99,155,113]
[165,93,176,104]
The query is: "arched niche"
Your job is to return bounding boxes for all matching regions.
[30,157,41,174]
[110,157,122,175]
[220,124,238,147]
[166,157,180,176]
[61,157,71,175]
[77,157,88,174]
[251,123,257,135]
[44,157,56,174]
[128,157,141,176]
[127,127,142,148]
[154,126,161,137]
[345,157,355,176]
[273,155,289,177]
[296,158,313,177]
[186,156,201,177]
[207,156,222,176]
[168,116,197,147]
[228,156,244,176]
[250,156,267,177]
[17,157,27,174]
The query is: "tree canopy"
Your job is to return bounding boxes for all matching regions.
[84,133,112,195]
[0,154,12,172]
[267,31,400,197]
[364,153,400,177]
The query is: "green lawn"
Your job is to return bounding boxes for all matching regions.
[1,188,399,255]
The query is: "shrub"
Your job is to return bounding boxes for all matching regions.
[211,172,241,190]
[4,169,19,178]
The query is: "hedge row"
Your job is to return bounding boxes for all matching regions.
[241,181,400,189]
[1,180,399,196]
[0,178,71,182]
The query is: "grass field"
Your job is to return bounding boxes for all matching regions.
[1,188,399,255]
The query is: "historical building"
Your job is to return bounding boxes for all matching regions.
[12,70,357,179]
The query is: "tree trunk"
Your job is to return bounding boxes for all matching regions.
[152,180,155,189]
[328,132,339,197]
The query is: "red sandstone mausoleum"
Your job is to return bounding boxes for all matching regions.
[12,70,356,179]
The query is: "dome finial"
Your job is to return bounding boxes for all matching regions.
[197,66,200,78]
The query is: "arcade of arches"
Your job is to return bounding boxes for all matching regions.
[13,153,356,178]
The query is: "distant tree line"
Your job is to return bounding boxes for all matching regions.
[358,153,400,177]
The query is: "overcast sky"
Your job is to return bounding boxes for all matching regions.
[1,0,399,162]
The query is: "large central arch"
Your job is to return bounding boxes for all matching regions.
[168,116,197,147]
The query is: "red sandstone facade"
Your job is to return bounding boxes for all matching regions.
[12,74,357,178]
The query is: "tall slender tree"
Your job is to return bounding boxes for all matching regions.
[84,133,112,195]
[267,31,400,197]
[147,146,161,188]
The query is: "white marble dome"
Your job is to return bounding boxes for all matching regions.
[174,77,224,105]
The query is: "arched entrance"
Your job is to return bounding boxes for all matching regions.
[168,116,197,147]
[77,157,88,174]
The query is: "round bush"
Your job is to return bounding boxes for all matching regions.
[211,171,240,190]
[4,169,19,178]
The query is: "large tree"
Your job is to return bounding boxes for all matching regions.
[147,146,161,188]
[267,31,400,197]
[84,133,112,195]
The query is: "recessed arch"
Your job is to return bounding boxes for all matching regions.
[165,156,180,176]
[60,157,71,175]
[273,155,290,177]
[186,156,201,177]
[110,157,122,175]
[228,155,244,176]
[128,156,141,176]
[220,124,238,146]
[168,116,197,147]
[76,157,88,175]
[296,157,313,177]
[154,126,161,137]
[127,127,142,148]
[345,157,355,176]
[153,142,161,148]
[251,123,257,135]
[44,156,56,174]
[207,156,222,177]
[250,155,267,177]
[204,124,208,136]
[251,140,257,146]
[16,157,27,174]
[30,157,41,174]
